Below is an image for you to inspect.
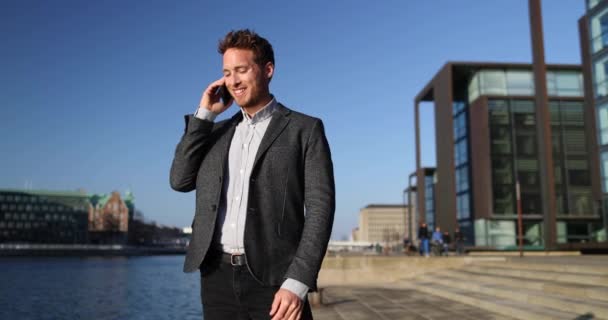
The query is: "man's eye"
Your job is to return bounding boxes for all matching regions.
[236,67,248,73]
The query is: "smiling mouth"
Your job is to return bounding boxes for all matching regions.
[233,88,246,97]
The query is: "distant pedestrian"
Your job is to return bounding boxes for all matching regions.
[442,231,451,256]
[454,228,465,255]
[417,223,430,257]
[431,227,443,256]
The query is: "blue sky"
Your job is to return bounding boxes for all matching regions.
[0,0,585,239]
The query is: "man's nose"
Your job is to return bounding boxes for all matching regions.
[230,74,241,86]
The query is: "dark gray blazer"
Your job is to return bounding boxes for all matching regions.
[170,103,335,290]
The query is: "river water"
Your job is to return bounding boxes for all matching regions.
[0,255,202,320]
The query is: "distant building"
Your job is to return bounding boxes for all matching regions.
[413,62,605,250]
[405,176,421,244]
[580,0,608,244]
[0,189,90,244]
[89,191,129,244]
[351,227,360,241]
[357,204,408,247]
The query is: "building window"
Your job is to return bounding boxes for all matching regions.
[455,166,469,193]
[469,69,582,103]
[506,70,534,96]
[598,103,608,146]
[591,7,608,53]
[549,71,584,97]
[547,71,583,97]
[494,185,515,215]
[455,140,468,166]
[453,101,466,115]
[601,151,608,192]
[589,0,601,10]
[453,113,467,140]
[594,55,608,98]
[456,193,470,220]
[481,70,507,96]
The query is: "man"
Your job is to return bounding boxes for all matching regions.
[170,29,335,320]
[454,228,465,255]
[417,222,429,257]
[441,231,451,256]
[431,226,443,256]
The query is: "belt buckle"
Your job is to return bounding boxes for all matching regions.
[230,253,243,266]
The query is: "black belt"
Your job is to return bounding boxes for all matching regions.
[219,252,247,266]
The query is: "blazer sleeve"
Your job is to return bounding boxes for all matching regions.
[169,115,215,192]
[284,119,335,289]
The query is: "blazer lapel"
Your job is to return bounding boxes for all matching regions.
[253,104,291,170]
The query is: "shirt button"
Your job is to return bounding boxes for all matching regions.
[240,169,244,174]
[236,196,240,201]
[243,144,247,148]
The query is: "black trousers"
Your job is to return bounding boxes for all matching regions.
[200,257,313,320]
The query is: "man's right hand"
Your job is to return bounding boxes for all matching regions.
[199,78,233,115]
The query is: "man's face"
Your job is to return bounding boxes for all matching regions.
[222,48,273,110]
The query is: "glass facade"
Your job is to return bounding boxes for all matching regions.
[468,69,583,103]
[587,0,608,245]
[589,0,601,11]
[488,100,544,216]
[593,54,608,97]
[487,99,594,219]
[550,101,594,217]
[485,98,596,245]
[602,151,608,192]
[453,101,471,223]
[590,5,608,53]
[598,102,608,145]
[424,174,435,230]
[0,191,89,244]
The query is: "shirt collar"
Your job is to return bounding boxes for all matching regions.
[241,96,277,125]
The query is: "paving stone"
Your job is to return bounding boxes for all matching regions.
[312,286,515,320]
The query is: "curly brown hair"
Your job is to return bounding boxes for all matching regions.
[218,29,275,67]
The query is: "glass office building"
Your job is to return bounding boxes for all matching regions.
[581,0,608,249]
[0,189,90,244]
[413,63,605,250]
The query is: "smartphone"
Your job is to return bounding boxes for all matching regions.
[218,85,233,105]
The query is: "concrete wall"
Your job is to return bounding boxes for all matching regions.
[317,255,505,287]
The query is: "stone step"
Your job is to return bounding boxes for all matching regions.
[396,280,579,320]
[416,273,608,319]
[477,260,608,276]
[466,264,608,287]
[437,268,608,303]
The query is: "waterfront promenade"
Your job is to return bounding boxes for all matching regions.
[312,286,515,320]
[311,254,608,320]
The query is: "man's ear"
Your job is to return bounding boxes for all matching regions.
[264,61,274,80]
